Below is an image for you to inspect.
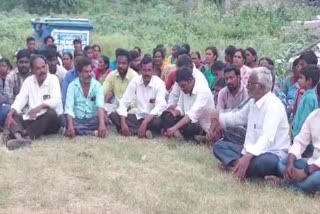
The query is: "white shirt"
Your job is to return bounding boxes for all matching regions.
[168,66,208,106]
[219,92,290,158]
[12,74,63,120]
[117,75,167,119]
[176,80,214,132]
[54,65,67,85]
[289,109,320,167]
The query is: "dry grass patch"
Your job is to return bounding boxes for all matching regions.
[0,134,318,214]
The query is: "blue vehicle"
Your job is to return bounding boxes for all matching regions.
[31,18,94,54]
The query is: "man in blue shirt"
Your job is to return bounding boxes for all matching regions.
[64,56,107,138]
[61,50,87,106]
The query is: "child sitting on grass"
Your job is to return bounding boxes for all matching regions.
[292,65,320,139]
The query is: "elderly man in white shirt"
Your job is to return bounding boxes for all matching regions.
[209,68,290,180]
[162,66,214,141]
[4,55,63,150]
[109,55,167,138]
[167,54,208,108]
[266,107,320,194]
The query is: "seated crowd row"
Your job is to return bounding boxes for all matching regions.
[0,36,319,195]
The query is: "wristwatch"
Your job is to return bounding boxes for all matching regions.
[304,166,311,176]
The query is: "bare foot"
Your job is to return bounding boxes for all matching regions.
[265,175,282,185]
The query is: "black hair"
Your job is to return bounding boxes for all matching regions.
[44,36,54,45]
[130,50,140,60]
[293,58,300,68]
[100,55,110,68]
[191,51,201,59]
[84,45,93,52]
[234,48,247,62]
[317,82,320,97]
[26,37,35,44]
[215,78,226,88]
[74,50,87,58]
[245,47,257,62]
[177,54,193,70]
[205,46,219,58]
[224,65,240,75]
[92,44,101,52]
[16,49,31,61]
[30,54,47,69]
[259,57,274,66]
[301,65,320,87]
[141,55,153,65]
[173,45,181,50]
[134,47,142,55]
[225,45,236,57]
[47,44,57,51]
[212,60,225,72]
[299,50,318,65]
[73,39,82,45]
[116,48,131,62]
[153,48,165,59]
[43,49,58,61]
[75,56,91,72]
[177,48,189,57]
[182,43,190,54]
[63,52,73,60]
[0,58,12,70]
[176,66,194,83]
[144,54,152,58]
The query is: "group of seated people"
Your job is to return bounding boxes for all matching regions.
[0,36,320,195]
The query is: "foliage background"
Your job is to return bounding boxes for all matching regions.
[0,0,320,73]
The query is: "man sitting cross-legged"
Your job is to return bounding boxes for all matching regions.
[210,68,290,180]
[3,55,63,150]
[161,66,214,141]
[109,55,167,138]
[265,84,320,195]
[64,56,107,138]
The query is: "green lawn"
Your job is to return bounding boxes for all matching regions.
[0,133,318,214]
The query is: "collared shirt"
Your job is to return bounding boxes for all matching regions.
[219,92,290,158]
[168,67,208,106]
[103,68,138,104]
[289,109,320,167]
[176,80,214,132]
[240,65,252,87]
[216,83,248,111]
[11,74,63,120]
[61,68,78,107]
[65,77,104,119]
[292,89,318,138]
[61,68,97,107]
[117,75,167,120]
[53,65,67,85]
[4,68,32,101]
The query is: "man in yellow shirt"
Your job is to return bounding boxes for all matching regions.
[102,49,138,114]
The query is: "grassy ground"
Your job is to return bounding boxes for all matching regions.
[0,132,318,214]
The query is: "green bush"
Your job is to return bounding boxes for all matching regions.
[0,1,319,74]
